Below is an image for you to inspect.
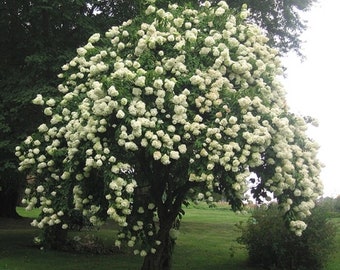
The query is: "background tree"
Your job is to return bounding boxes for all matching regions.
[317,195,340,215]
[17,1,322,269]
[0,0,139,217]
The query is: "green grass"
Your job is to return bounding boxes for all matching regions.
[16,207,41,219]
[325,216,340,270]
[172,204,254,270]
[0,204,339,270]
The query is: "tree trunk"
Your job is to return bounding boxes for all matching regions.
[0,186,20,218]
[141,228,175,270]
[138,163,194,270]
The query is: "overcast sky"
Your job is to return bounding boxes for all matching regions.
[282,0,340,197]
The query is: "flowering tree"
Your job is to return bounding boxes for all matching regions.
[16,1,322,269]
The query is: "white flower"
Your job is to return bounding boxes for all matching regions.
[135,76,146,87]
[61,64,69,71]
[153,79,163,89]
[36,185,44,193]
[164,79,176,91]
[184,22,192,29]
[145,5,156,15]
[88,33,100,43]
[116,110,125,119]
[203,1,211,8]
[151,140,162,149]
[240,9,249,20]
[229,116,238,124]
[178,144,187,154]
[128,240,135,247]
[156,8,166,18]
[161,154,170,165]
[140,250,147,257]
[153,151,162,160]
[199,47,211,55]
[77,47,87,56]
[107,86,119,97]
[194,115,203,122]
[172,134,181,142]
[126,183,135,194]
[148,203,155,210]
[204,36,215,47]
[215,7,225,16]
[117,42,125,50]
[170,151,180,160]
[24,136,33,145]
[155,66,164,75]
[61,171,70,180]
[173,18,184,28]
[190,75,204,86]
[32,94,44,105]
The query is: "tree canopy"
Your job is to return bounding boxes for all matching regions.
[0,0,317,218]
[16,1,322,269]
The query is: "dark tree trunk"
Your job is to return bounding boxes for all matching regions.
[141,225,175,270]
[140,182,188,270]
[0,186,20,218]
[137,157,195,270]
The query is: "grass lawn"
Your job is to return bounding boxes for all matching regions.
[0,204,339,270]
[326,216,340,270]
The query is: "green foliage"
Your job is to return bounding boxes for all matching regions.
[237,204,337,270]
[335,196,340,212]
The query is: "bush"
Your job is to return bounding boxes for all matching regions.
[237,203,336,270]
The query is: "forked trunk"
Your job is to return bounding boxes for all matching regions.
[139,170,192,270]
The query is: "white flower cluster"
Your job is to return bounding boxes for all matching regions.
[290,220,307,237]
[22,185,65,229]
[17,0,322,253]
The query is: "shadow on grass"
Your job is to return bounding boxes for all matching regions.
[0,217,142,270]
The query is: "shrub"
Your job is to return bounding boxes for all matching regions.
[237,203,336,270]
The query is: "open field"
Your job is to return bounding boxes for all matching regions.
[0,204,339,270]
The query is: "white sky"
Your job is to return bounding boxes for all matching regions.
[282,0,340,197]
